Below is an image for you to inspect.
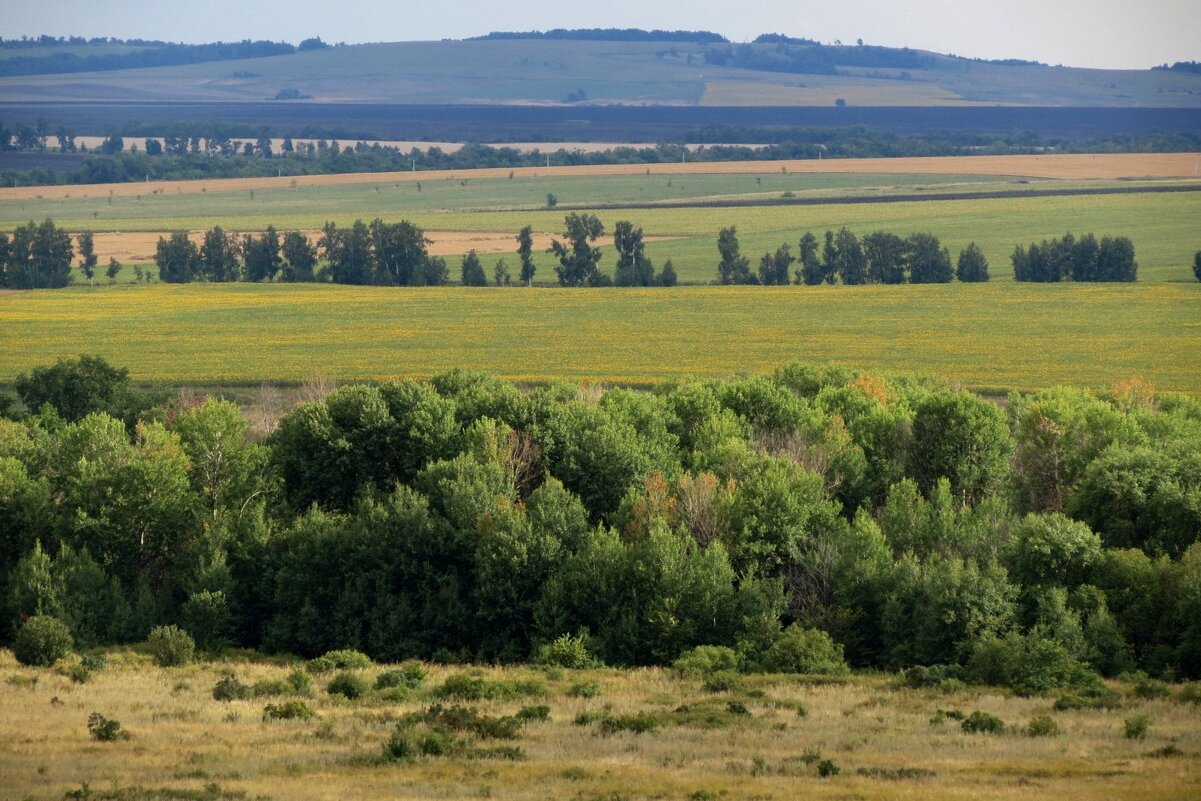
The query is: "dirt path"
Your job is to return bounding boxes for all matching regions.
[4,153,1198,202]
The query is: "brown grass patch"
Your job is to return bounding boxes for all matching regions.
[4,153,1198,202]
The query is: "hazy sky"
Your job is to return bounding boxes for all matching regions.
[3,0,1198,70]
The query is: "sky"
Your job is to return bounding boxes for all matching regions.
[2,0,1198,70]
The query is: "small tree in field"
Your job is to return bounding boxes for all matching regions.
[105,257,121,284]
[461,250,487,286]
[78,232,98,285]
[517,226,536,286]
[1192,250,1200,282]
[494,258,512,286]
[957,242,990,282]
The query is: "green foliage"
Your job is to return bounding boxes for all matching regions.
[326,671,371,699]
[212,675,250,701]
[181,590,231,653]
[1124,714,1150,740]
[956,242,990,282]
[307,649,373,673]
[0,219,73,289]
[967,631,1096,695]
[146,625,195,667]
[535,632,601,669]
[1025,715,1060,736]
[673,645,741,677]
[262,700,316,721]
[551,213,606,286]
[460,250,487,286]
[961,710,1005,734]
[598,712,660,735]
[434,672,545,701]
[13,614,73,666]
[14,354,152,426]
[374,661,427,691]
[909,390,1011,506]
[87,712,129,741]
[1007,513,1103,587]
[817,759,840,778]
[567,680,600,698]
[760,626,850,675]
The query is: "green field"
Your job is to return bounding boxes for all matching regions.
[4,173,1200,283]
[2,282,1198,393]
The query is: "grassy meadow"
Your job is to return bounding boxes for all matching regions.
[2,650,1199,801]
[1,282,1198,393]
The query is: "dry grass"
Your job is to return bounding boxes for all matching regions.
[3,153,1198,202]
[1,650,1198,800]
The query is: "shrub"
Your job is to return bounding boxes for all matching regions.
[146,625,195,667]
[535,632,600,669]
[250,678,294,697]
[567,680,600,698]
[263,701,316,721]
[703,670,744,693]
[817,759,840,777]
[902,664,963,689]
[1053,690,1122,711]
[574,711,601,726]
[967,632,1095,695]
[1177,683,1201,705]
[307,649,372,673]
[87,712,129,742]
[68,663,92,684]
[1026,715,1060,737]
[673,645,740,678]
[1132,677,1171,700]
[287,668,313,695]
[13,615,73,667]
[327,672,371,699]
[81,653,106,672]
[1124,715,1150,741]
[515,705,551,723]
[961,710,1006,734]
[375,661,427,691]
[212,675,251,701]
[726,701,751,716]
[598,712,659,735]
[434,672,544,701]
[761,626,849,675]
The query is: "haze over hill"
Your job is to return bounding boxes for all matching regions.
[1,33,1199,107]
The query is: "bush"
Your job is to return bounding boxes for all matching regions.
[87,712,129,741]
[434,672,545,701]
[703,670,744,693]
[146,625,195,667]
[12,615,73,667]
[598,712,660,735]
[817,759,840,778]
[760,626,849,675]
[307,649,372,673]
[961,710,1006,734]
[535,632,601,669]
[327,672,371,699]
[901,664,963,689]
[567,680,600,698]
[81,653,106,672]
[375,661,427,691]
[287,668,313,695]
[212,675,251,702]
[673,645,740,678]
[1177,683,1201,705]
[1124,714,1150,741]
[967,632,1095,695]
[1026,715,1060,737]
[263,701,316,721]
[515,704,551,723]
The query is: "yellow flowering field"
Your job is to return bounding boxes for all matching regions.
[2,282,1198,393]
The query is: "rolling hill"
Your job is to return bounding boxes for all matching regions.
[1,36,1199,107]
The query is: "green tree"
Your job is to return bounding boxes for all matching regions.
[156,231,200,283]
[820,230,838,284]
[14,354,132,423]
[550,213,606,287]
[493,258,511,286]
[658,259,678,287]
[280,231,317,282]
[1194,250,1201,282]
[862,231,906,284]
[460,250,487,286]
[171,398,270,519]
[369,218,431,286]
[1095,236,1137,282]
[833,227,866,285]
[105,257,121,284]
[517,225,536,285]
[758,244,794,286]
[320,220,372,285]
[4,219,73,289]
[77,231,97,284]
[909,391,1011,506]
[199,226,241,282]
[242,226,281,282]
[613,221,656,286]
[1006,513,1103,588]
[796,231,823,285]
[956,242,990,282]
[906,232,953,283]
[716,226,755,284]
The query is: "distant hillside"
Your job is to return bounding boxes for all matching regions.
[0,35,1197,107]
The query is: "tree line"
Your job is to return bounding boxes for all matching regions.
[1,355,1199,688]
[716,227,988,285]
[0,37,322,78]
[7,131,1200,189]
[1012,232,1138,282]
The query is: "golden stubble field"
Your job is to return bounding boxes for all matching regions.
[2,652,1199,801]
[2,153,1197,202]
